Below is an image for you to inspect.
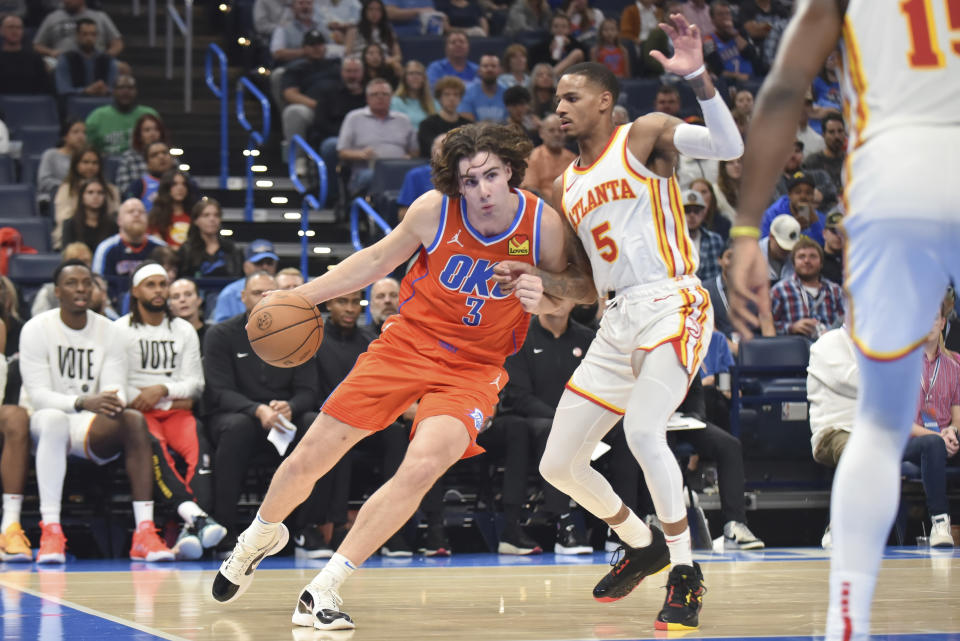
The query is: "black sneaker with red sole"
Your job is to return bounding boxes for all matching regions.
[655,561,705,631]
[592,526,670,602]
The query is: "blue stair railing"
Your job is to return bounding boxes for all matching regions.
[350,197,394,322]
[288,134,328,277]
[236,76,270,222]
[204,43,228,189]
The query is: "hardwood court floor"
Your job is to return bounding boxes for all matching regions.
[2,548,960,641]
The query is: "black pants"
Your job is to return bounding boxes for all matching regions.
[148,415,213,513]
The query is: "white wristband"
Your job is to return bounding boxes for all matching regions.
[683,65,706,80]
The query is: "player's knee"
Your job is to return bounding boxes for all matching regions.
[0,405,29,440]
[538,453,572,489]
[31,408,70,436]
[396,453,447,491]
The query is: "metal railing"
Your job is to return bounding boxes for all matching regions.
[236,77,271,222]
[350,198,394,323]
[288,135,329,277]
[205,44,229,189]
[131,0,158,46]
[165,0,194,112]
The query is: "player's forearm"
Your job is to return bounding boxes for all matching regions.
[672,71,743,161]
[298,244,398,306]
[537,265,598,305]
[685,68,716,100]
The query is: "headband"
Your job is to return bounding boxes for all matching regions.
[132,264,168,288]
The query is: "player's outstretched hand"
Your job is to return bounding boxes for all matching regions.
[649,13,704,77]
[727,237,770,340]
[493,261,535,294]
[513,273,544,313]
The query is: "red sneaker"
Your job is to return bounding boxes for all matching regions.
[37,522,67,564]
[130,521,175,562]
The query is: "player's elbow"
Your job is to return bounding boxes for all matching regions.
[719,137,744,161]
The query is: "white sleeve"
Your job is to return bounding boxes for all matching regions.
[672,93,744,161]
[100,324,128,406]
[19,318,78,412]
[807,331,859,399]
[164,322,204,400]
[0,356,6,394]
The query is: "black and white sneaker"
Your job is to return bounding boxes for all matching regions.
[295,526,334,560]
[498,527,543,555]
[554,513,593,555]
[380,532,413,558]
[420,523,451,557]
[722,521,765,550]
[211,523,289,603]
[194,515,227,550]
[174,524,203,561]
[292,581,355,631]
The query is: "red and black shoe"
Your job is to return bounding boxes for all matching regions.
[655,562,706,631]
[592,526,669,602]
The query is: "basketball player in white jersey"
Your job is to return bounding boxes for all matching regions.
[497,15,741,631]
[116,262,226,560]
[19,260,174,563]
[728,1,960,639]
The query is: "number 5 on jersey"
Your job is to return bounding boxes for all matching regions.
[591,221,619,263]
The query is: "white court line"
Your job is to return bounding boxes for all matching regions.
[0,576,189,641]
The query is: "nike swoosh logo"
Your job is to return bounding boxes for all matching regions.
[533,348,544,354]
[237,353,249,358]
[294,535,305,547]
[246,550,267,574]
[653,296,672,303]
[565,175,578,192]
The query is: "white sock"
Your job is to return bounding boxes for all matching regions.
[826,570,875,641]
[132,501,154,527]
[31,410,70,528]
[665,528,693,568]
[312,552,358,590]
[177,501,206,526]
[2,494,23,531]
[611,508,653,548]
[245,511,281,546]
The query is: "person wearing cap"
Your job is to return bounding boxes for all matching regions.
[760,170,827,246]
[773,140,837,212]
[271,0,325,65]
[211,239,280,322]
[770,235,844,338]
[759,213,799,284]
[683,188,725,281]
[821,210,845,285]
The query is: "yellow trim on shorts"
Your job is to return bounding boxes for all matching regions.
[565,382,625,415]
[850,331,926,362]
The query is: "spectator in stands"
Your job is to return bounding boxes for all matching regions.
[591,17,630,78]
[773,140,836,212]
[0,368,31,560]
[346,0,403,66]
[0,14,52,95]
[62,177,118,252]
[270,0,324,66]
[426,29,477,87]
[54,146,119,250]
[147,170,200,249]
[498,44,530,90]
[0,274,20,362]
[503,85,540,143]
[761,171,827,246]
[384,0,442,37]
[738,0,789,71]
[211,239,279,322]
[528,62,556,119]
[39,118,87,202]
[612,104,630,126]
[31,242,92,317]
[704,0,762,90]
[760,214,799,285]
[202,271,321,546]
[619,0,660,44]
[92,198,166,288]
[338,77,418,195]
[653,84,681,117]
[703,240,774,348]
[369,277,399,331]
[150,245,179,283]
[317,0,362,46]
[810,50,842,133]
[716,157,741,213]
[529,13,586,75]
[564,0,602,44]
[770,236,844,338]
[680,0,712,39]
[803,113,846,196]
[53,18,116,98]
[797,87,826,158]
[821,210,844,286]
[253,0,294,45]
[733,88,754,120]
[485,299,595,555]
[85,74,159,156]
[114,114,167,194]
[313,55,366,195]
[683,189,724,281]
[505,0,551,37]
[178,199,242,280]
[688,177,731,238]
[34,0,123,61]
[521,114,574,200]
[280,30,341,164]
[391,60,435,131]
[437,0,489,36]
[20,260,173,564]
[397,134,440,221]
[361,42,399,88]
[123,141,175,210]
[458,54,506,122]
[276,267,305,290]
[417,76,469,157]
[169,278,209,350]
[116,261,225,560]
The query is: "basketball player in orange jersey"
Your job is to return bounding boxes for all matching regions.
[211,122,597,631]
[728,2,960,639]
[494,17,743,631]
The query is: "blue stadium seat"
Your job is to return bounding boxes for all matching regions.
[398,36,444,65]
[0,184,37,217]
[65,95,112,121]
[618,77,660,118]
[14,125,60,157]
[470,36,509,60]
[19,152,44,186]
[368,158,427,227]
[0,156,14,184]
[7,252,60,282]
[0,95,58,129]
[0,217,50,252]
[592,0,628,19]
[730,334,810,436]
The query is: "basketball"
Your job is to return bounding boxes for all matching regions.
[246,291,324,368]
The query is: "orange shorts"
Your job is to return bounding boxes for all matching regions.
[322,316,506,459]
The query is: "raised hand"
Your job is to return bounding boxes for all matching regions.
[649,13,705,77]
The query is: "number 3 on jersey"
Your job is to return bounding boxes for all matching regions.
[901,0,960,68]
[591,221,619,263]
[463,296,485,326]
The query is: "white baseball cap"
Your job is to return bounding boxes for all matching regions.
[769,214,801,251]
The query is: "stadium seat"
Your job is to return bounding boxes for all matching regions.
[19,152,43,186]
[470,36,509,60]
[618,77,660,118]
[65,95,112,121]
[398,36,444,65]
[0,94,58,129]
[0,217,50,253]
[367,158,426,226]
[0,156,14,184]
[14,125,60,158]
[7,251,60,281]
[0,184,37,217]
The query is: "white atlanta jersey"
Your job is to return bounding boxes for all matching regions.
[841,0,960,150]
[19,309,127,412]
[115,314,204,406]
[560,124,697,294]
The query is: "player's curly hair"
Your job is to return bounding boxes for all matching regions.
[431,122,534,197]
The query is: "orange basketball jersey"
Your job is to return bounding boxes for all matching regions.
[397,188,545,364]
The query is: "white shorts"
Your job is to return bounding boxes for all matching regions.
[843,126,960,360]
[566,275,713,414]
[29,409,121,465]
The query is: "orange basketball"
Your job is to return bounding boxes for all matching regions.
[246,291,324,368]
